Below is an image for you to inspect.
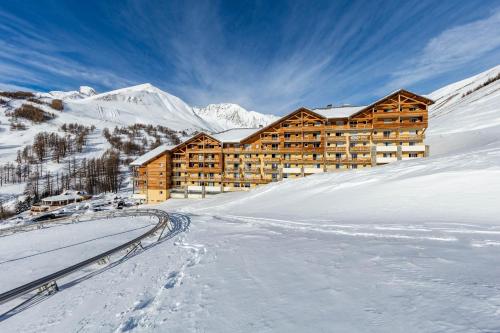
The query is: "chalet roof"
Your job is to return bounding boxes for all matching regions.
[211,128,261,143]
[313,105,366,118]
[130,144,176,166]
[41,191,84,203]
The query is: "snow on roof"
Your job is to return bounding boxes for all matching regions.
[130,144,176,166]
[313,105,366,118]
[211,128,261,143]
[42,191,84,203]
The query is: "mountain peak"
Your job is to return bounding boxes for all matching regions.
[79,86,96,96]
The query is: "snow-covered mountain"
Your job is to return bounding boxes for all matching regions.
[47,86,97,100]
[44,84,276,132]
[60,83,216,131]
[193,103,278,131]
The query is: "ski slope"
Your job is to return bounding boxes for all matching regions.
[1,66,500,332]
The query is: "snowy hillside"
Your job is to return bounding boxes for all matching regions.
[1,66,500,332]
[47,86,97,100]
[193,103,278,131]
[60,84,215,132]
[426,65,500,155]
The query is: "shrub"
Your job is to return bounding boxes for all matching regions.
[12,104,56,123]
[0,91,35,99]
[50,99,64,111]
[27,97,45,105]
[10,122,27,131]
[462,72,500,97]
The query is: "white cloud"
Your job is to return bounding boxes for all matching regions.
[386,7,500,89]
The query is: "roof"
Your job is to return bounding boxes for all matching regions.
[42,192,83,202]
[313,105,366,118]
[211,128,261,143]
[130,144,176,166]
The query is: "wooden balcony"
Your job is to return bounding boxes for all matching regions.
[326,136,347,142]
[302,137,322,142]
[349,146,371,152]
[349,158,372,164]
[400,121,428,127]
[347,124,372,130]
[186,148,222,153]
[224,157,241,163]
[372,136,399,142]
[399,134,425,141]
[349,135,371,141]
[242,167,261,173]
[186,167,223,173]
[260,138,280,143]
[374,113,399,119]
[283,137,305,142]
[241,157,260,162]
[372,122,401,129]
[325,158,350,163]
[263,158,281,162]
[325,146,347,152]
[282,127,304,132]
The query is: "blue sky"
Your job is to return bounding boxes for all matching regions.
[1,0,500,114]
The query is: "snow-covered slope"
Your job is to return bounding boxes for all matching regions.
[193,103,278,131]
[2,66,500,332]
[426,65,500,155]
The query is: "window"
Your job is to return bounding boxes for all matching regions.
[336,132,342,137]
[409,153,418,158]
[409,142,415,146]
[352,164,357,169]
[336,164,340,169]
[383,131,391,137]
[160,191,163,194]
[245,183,251,188]
[335,153,342,159]
[352,153,358,159]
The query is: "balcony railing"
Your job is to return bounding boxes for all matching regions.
[349,146,371,152]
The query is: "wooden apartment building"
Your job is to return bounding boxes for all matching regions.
[131,89,433,203]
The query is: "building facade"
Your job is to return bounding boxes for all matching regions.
[131,90,433,203]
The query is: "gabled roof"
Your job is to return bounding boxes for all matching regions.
[348,89,434,118]
[240,107,325,143]
[130,144,176,166]
[313,105,366,118]
[212,128,261,143]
